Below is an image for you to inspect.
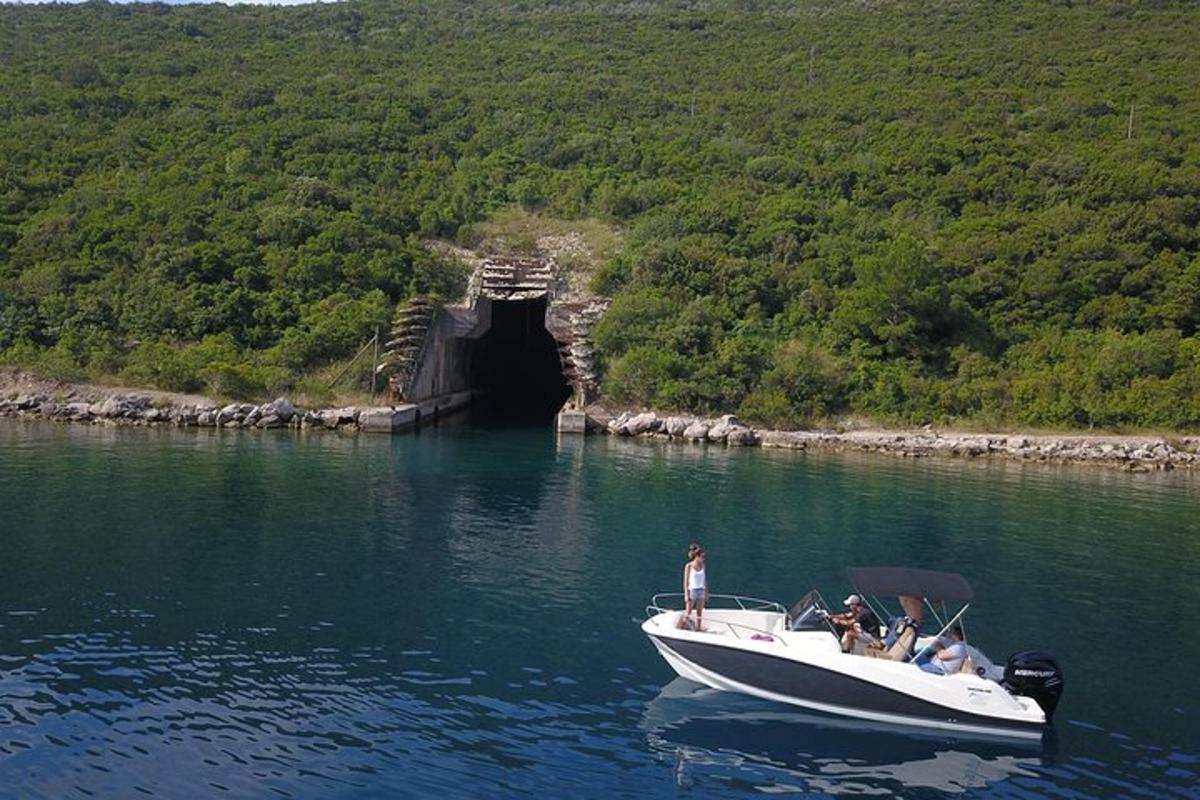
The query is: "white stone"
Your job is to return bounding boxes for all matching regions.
[625,412,661,435]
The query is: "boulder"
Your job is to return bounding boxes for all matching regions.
[607,412,632,435]
[624,412,661,436]
[759,430,808,450]
[664,416,692,437]
[682,421,710,441]
[197,410,216,426]
[260,397,296,422]
[216,404,241,426]
[726,426,758,446]
[257,414,284,429]
[707,414,743,442]
[64,402,93,421]
[96,396,134,418]
[319,407,359,429]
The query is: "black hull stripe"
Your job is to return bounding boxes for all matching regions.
[651,634,1043,733]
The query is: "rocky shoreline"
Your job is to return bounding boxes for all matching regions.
[596,410,1200,471]
[3,375,1198,470]
[0,389,380,433]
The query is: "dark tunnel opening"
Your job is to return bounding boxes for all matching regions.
[470,298,572,425]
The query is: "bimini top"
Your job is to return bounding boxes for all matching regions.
[848,566,975,603]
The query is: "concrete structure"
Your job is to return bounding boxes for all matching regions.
[374,255,608,430]
[356,389,478,434]
[555,409,589,434]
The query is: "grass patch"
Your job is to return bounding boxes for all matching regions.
[456,206,623,293]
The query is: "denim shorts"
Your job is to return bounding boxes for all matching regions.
[688,588,706,602]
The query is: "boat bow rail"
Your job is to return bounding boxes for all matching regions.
[645,593,790,644]
[646,593,787,617]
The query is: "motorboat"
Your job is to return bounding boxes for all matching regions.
[641,566,1064,738]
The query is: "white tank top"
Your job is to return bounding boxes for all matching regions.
[688,564,706,590]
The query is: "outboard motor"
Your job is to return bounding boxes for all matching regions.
[1002,650,1064,721]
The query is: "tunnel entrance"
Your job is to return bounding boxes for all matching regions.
[471,297,572,425]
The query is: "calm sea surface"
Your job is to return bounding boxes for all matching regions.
[1,418,1197,799]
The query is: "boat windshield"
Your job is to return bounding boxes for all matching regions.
[787,590,838,633]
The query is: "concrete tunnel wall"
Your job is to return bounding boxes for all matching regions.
[406,296,573,421]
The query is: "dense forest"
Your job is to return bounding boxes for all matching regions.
[1,0,1198,429]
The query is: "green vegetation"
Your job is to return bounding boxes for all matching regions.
[1,0,1198,428]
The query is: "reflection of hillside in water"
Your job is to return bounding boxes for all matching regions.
[442,431,595,606]
[642,679,1046,795]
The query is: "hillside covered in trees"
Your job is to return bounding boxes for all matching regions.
[1,0,1199,429]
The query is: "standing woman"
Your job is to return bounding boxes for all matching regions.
[678,543,708,630]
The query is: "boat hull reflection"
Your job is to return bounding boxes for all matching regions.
[642,678,1051,794]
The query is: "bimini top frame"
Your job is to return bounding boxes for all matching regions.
[848,566,974,603]
[847,566,976,664]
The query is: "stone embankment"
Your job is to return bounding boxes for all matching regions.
[4,371,1198,470]
[599,410,1200,471]
[0,390,382,433]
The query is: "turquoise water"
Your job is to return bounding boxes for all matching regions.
[1,418,1197,798]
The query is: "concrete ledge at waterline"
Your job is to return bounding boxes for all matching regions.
[556,409,589,434]
[358,405,420,434]
[357,389,476,433]
[416,389,475,421]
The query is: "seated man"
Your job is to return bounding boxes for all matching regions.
[914,625,968,674]
[826,594,882,653]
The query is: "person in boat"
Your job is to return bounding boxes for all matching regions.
[677,543,708,630]
[914,625,968,674]
[865,594,923,660]
[826,593,882,653]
